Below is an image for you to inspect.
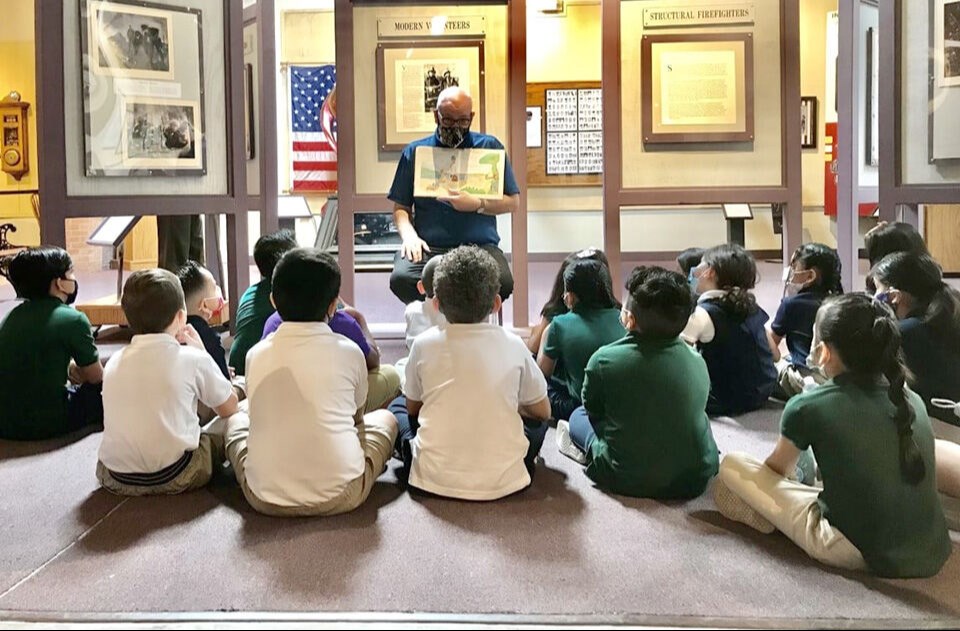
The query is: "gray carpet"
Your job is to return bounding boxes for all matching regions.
[0,404,958,624]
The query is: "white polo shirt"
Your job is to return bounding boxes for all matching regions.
[244,321,368,507]
[404,323,548,501]
[99,334,234,473]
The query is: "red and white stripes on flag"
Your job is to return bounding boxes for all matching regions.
[290,65,337,193]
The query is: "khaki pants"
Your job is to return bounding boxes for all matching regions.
[224,411,398,517]
[97,431,223,496]
[366,365,401,412]
[776,360,825,399]
[718,453,867,571]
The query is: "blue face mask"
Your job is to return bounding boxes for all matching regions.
[875,291,893,305]
[687,269,698,293]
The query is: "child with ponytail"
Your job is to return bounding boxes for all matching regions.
[871,252,960,423]
[713,294,951,577]
[682,244,777,415]
[768,243,844,399]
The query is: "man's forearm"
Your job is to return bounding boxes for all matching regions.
[393,206,419,239]
[480,194,518,216]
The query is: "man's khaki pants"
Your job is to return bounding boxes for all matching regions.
[718,453,867,571]
[224,411,398,517]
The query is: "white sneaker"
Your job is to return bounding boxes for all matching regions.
[712,478,776,534]
[555,420,588,465]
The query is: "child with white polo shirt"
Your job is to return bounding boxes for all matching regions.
[389,245,551,501]
[223,248,399,516]
[97,269,239,495]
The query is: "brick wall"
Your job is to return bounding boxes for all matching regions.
[66,217,106,273]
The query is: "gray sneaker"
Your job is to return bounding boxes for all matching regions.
[555,420,588,465]
[712,478,776,534]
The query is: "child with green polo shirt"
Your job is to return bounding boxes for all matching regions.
[714,294,951,577]
[228,230,298,377]
[0,246,103,440]
[555,266,719,499]
[536,257,624,422]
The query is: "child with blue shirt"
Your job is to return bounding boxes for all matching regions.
[767,243,843,398]
[682,244,776,416]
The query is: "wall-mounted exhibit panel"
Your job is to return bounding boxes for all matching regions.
[900,0,960,185]
[63,0,230,196]
[353,4,509,197]
[243,15,261,197]
[620,0,783,189]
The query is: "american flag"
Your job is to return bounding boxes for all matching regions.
[291,65,337,193]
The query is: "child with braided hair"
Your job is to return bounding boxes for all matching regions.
[713,293,951,577]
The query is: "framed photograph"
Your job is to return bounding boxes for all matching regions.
[244,63,255,160]
[412,146,505,199]
[641,33,754,144]
[86,0,174,80]
[801,96,818,150]
[376,40,485,152]
[80,0,206,176]
[120,97,204,171]
[935,0,960,88]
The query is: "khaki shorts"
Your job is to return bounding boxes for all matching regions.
[97,431,224,496]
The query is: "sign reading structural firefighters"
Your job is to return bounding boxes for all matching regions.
[643,4,755,28]
[378,16,486,38]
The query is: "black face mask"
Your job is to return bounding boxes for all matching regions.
[62,278,79,305]
[437,125,468,148]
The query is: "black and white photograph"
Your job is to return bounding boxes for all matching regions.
[941,0,960,86]
[88,0,174,80]
[121,97,204,171]
[800,96,817,149]
[422,65,460,112]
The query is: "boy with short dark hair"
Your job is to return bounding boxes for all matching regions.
[177,260,229,379]
[389,246,551,501]
[97,269,239,495]
[556,266,719,499]
[228,230,298,376]
[224,248,399,516]
[0,246,103,440]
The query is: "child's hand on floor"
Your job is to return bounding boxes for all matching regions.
[177,324,205,351]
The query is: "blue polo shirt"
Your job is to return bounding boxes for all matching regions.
[387,131,519,248]
[770,290,829,366]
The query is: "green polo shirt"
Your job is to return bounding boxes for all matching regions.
[582,333,718,499]
[543,307,625,401]
[228,280,274,376]
[781,375,951,578]
[0,298,99,440]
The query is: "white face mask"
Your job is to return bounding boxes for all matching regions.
[806,340,825,376]
[783,268,815,298]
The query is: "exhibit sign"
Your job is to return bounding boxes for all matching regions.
[643,5,754,28]
[642,34,754,144]
[801,96,817,150]
[413,146,505,199]
[376,41,485,152]
[931,0,960,161]
[80,0,206,177]
[378,16,485,38]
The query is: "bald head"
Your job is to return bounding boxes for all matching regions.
[436,87,473,118]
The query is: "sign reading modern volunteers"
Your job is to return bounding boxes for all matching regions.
[378,16,486,38]
[643,5,755,28]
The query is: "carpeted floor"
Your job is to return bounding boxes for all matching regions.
[0,403,958,626]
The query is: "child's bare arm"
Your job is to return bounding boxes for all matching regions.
[213,390,240,418]
[536,323,556,378]
[765,324,782,362]
[519,395,551,423]
[764,436,802,478]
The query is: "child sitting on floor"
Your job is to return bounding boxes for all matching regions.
[97,269,239,496]
[228,230,298,376]
[395,255,447,391]
[555,266,718,499]
[537,257,624,421]
[389,245,551,500]
[261,298,401,413]
[713,294,951,577]
[767,243,843,399]
[683,244,777,416]
[223,248,399,516]
[871,252,960,424]
[0,246,103,440]
[177,260,229,379]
